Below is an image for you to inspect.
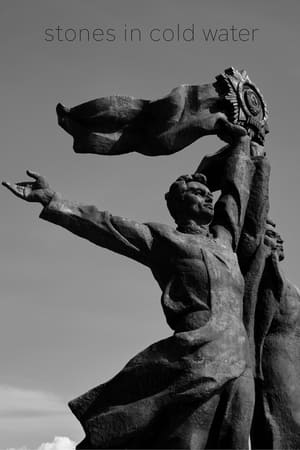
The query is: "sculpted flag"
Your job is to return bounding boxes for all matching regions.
[56,67,269,156]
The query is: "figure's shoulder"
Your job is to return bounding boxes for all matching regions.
[144,221,176,238]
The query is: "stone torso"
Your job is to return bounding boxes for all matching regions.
[147,224,244,332]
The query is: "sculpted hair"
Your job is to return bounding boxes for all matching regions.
[165,173,208,224]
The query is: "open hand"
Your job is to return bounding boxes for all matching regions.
[2,170,54,206]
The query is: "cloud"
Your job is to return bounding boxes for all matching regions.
[0,385,80,449]
[37,436,75,450]
[0,385,66,417]
[4,436,76,450]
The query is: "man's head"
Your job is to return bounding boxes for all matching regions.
[165,173,214,226]
[264,218,285,261]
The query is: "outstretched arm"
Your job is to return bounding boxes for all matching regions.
[2,171,153,266]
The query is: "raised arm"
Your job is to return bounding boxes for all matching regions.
[237,154,271,271]
[2,171,153,266]
[197,135,257,250]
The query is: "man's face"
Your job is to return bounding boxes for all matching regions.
[275,233,285,261]
[265,226,285,261]
[182,181,214,224]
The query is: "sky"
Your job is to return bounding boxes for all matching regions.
[1,0,300,448]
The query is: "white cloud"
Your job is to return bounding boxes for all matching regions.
[4,436,76,450]
[0,385,66,415]
[0,386,80,450]
[37,436,75,450]
[4,447,27,450]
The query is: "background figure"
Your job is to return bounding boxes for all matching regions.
[233,145,300,448]
[250,222,300,449]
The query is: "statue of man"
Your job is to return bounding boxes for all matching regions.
[250,222,300,449]
[3,134,258,449]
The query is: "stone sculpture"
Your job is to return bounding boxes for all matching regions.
[2,134,255,448]
[56,67,268,156]
[249,221,300,449]
[4,68,298,449]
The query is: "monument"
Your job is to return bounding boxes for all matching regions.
[3,68,299,449]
